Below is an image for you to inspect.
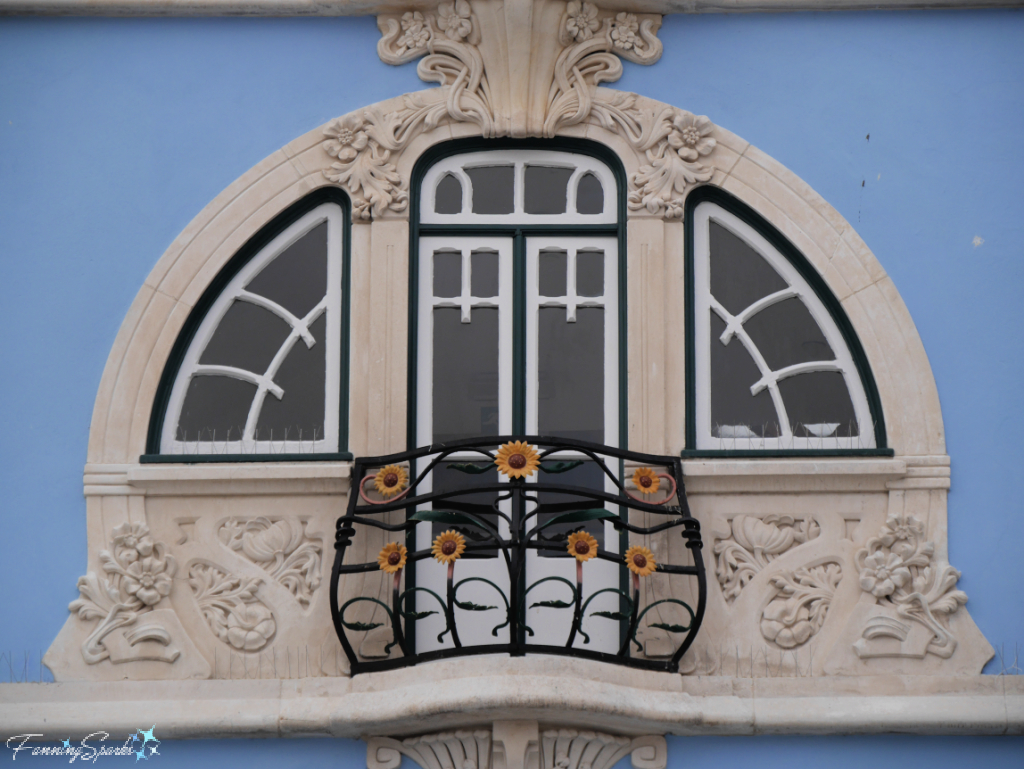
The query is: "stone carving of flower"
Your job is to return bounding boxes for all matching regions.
[760,597,814,648]
[494,441,541,479]
[397,11,430,50]
[378,542,408,574]
[432,530,467,564]
[239,519,302,566]
[731,515,795,557]
[112,522,154,563]
[374,464,408,498]
[668,112,716,162]
[610,12,639,51]
[324,114,369,163]
[567,531,598,562]
[565,1,599,42]
[225,602,276,651]
[879,514,923,548]
[859,552,912,598]
[437,0,473,41]
[625,545,656,577]
[122,555,173,606]
[632,466,660,495]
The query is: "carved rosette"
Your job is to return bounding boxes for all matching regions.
[321,0,718,221]
[187,561,277,652]
[760,562,842,649]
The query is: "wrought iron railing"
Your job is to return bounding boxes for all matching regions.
[331,436,705,674]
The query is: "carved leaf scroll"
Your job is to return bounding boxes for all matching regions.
[187,562,277,652]
[219,517,322,607]
[760,562,842,649]
[713,514,820,602]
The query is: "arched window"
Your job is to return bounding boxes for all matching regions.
[408,141,627,654]
[145,189,352,461]
[685,188,886,455]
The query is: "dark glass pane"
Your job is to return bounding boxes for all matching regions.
[467,166,514,215]
[538,307,603,444]
[433,250,461,298]
[255,315,326,442]
[433,308,499,443]
[199,301,290,374]
[709,221,788,316]
[524,166,572,215]
[471,249,499,297]
[435,173,463,214]
[576,250,604,297]
[177,376,256,442]
[576,173,604,215]
[244,221,328,319]
[538,250,567,297]
[744,297,835,371]
[779,371,859,438]
[709,312,780,439]
[430,463,500,558]
[536,461,606,558]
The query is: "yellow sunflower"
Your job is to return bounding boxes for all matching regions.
[632,467,660,495]
[377,542,407,573]
[625,545,657,577]
[374,464,408,498]
[566,531,599,562]
[431,530,466,564]
[494,441,541,479]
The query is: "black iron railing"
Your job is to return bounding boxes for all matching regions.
[331,436,705,674]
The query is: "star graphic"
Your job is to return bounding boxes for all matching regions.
[135,748,147,761]
[130,732,141,744]
[62,739,71,749]
[139,726,157,743]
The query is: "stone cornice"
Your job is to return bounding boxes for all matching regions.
[0,0,1019,16]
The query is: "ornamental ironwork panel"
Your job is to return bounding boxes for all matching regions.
[331,436,705,674]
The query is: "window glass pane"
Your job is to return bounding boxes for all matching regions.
[430,463,500,558]
[709,312,780,438]
[744,297,835,371]
[536,461,606,558]
[524,166,572,215]
[177,376,257,442]
[779,371,859,438]
[435,173,463,214]
[467,166,514,214]
[538,249,567,297]
[255,315,327,441]
[576,173,603,215]
[199,301,291,374]
[244,221,327,318]
[433,250,462,298]
[433,308,499,443]
[709,221,788,316]
[538,307,603,444]
[576,250,604,297]
[471,249,499,297]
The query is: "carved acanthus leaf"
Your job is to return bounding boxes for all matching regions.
[68,523,177,665]
[187,561,277,652]
[760,562,842,649]
[854,513,968,658]
[713,514,820,602]
[219,517,322,607]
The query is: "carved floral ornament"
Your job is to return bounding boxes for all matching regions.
[321,0,717,220]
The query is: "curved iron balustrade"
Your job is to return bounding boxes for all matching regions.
[331,436,706,674]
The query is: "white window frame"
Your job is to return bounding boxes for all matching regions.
[693,202,876,451]
[160,202,344,455]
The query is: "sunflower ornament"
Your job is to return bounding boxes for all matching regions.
[374,464,408,498]
[431,530,466,564]
[566,531,598,562]
[625,545,657,577]
[494,441,541,479]
[377,542,407,574]
[632,467,660,495]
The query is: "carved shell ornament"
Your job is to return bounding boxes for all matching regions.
[322,0,717,220]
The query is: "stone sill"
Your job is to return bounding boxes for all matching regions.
[83,461,352,496]
[2,656,1021,738]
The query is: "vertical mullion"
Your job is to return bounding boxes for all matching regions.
[513,229,526,435]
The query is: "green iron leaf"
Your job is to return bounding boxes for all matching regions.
[530,600,574,609]
[409,510,482,527]
[590,611,630,621]
[446,463,494,474]
[650,622,689,633]
[537,508,616,532]
[540,460,585,474]
[401,611,437,621]
[342,621,383,632]
[454,601,497,611]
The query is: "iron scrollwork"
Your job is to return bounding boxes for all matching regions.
[331,436,705,674]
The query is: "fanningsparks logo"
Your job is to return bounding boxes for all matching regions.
[6,728,160,762]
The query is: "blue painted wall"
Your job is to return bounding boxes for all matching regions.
[1,8,1021,761]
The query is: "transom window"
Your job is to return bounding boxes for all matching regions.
[411,145,624,654]
[689,195,884,453]
[148,193,350,459]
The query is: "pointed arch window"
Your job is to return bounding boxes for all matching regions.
[686,190,887,455]
[145,190,351,461]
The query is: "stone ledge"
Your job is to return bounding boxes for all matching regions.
[2,659,1021,738]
